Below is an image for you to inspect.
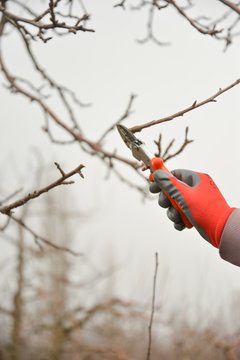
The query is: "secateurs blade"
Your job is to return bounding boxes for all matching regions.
[116,124,192,229]
[117,124,154,171]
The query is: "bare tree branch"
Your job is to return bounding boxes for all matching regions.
[98,93,137,144]
[137,3,170,45]
[130,78,240,133]
[163,126,194,162]
[114,0,127,9]
[10,215,83,256]
[154,133,162,158]
[218,0,240,15]
[0,4,94,38]
[0,53,139,171]
[146,252,159,360]
[117,0,240,49]
[0,164,85,215]
[166,0,221,36]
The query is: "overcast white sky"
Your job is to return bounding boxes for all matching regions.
[1,0,240,326]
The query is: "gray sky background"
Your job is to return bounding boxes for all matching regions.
[1,0,240,325]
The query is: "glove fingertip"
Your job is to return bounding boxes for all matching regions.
[153,169,171,182]
[174,222,186,231]
[149,182,161,193]
[158,192,171,208]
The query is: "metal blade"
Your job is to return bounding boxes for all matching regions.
[116,124,142,149]
[117,124,153,169]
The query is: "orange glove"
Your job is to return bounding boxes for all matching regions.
[150,168,235,248]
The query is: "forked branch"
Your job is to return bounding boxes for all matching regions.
[10,215,83,256]
[0,3,94,40]
[0,163,84,215]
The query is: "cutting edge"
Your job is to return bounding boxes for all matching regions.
[117,124,153,170]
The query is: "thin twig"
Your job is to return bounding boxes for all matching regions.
[154,133,162,157]
[10,215,83,256]
[114,0,127,9]
[137,3,170,45]
[0,216,11,231]
[163,126,194,162]
[98,93,137,143]
[130,78,240,133]
[146,252,159,360]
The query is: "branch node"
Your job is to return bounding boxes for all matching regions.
[54,161,65,177]
[62,180,75,185]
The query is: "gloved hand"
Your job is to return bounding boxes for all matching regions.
[150,168,235,248]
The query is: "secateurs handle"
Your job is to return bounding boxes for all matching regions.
[149,157,193,229]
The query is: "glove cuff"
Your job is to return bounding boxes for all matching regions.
[219,208,240,265]
[214,207,236,248]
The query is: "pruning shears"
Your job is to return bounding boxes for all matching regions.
[117,124,192,229]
